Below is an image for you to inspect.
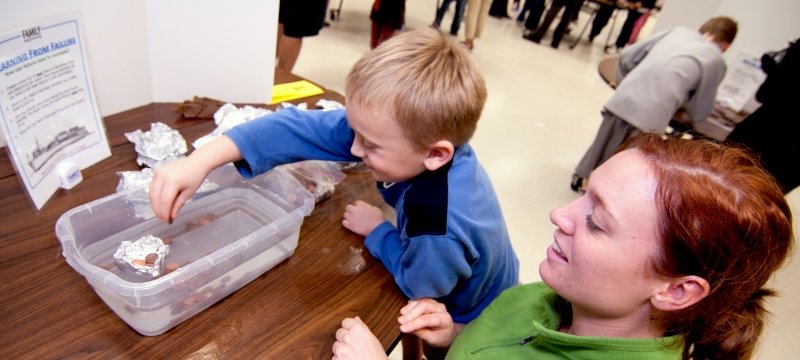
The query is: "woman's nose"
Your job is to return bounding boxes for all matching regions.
[549,204,575,235]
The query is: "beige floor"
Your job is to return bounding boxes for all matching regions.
[293,1,800,358]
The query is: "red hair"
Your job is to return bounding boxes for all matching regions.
[624,134,793,359]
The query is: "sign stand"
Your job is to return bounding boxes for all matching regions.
[0,12,110,211]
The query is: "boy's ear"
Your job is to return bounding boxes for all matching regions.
[651,275,710,311]
[423,140,455,171]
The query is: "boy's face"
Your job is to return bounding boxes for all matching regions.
[346,104,429,183]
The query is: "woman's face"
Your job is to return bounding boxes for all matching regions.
[540,149,665,322]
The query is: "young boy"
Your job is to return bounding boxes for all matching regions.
[149,28,519,330]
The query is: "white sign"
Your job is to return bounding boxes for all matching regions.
[0,12,110,211]
[716,53,767,112]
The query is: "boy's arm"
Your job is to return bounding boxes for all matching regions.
[225,107,359,178]
[364,224,471,299]
[150,135,242,222]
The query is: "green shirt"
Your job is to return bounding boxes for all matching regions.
[446,282,684,360]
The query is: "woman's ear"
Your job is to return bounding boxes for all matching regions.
[651,276,710,311]
[423,140,455,171]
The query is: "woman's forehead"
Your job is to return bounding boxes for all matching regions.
[592,150,658,218]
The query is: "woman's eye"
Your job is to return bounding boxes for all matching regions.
[585,214,602,233]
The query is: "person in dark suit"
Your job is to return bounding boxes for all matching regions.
[489,0,511,18]
[522,0,584,49]
[517,0,546,34]
[613,0,656,49]
[726,37,800,194]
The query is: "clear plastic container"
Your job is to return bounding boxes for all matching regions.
[55,165,314,335]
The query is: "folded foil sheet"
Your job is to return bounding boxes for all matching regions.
[193,103,272,149]
[115,167,220,219]
[113,235,170,278]
[316,99,344,110]
[125,122,188,168]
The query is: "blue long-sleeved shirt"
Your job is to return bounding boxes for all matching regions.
[225,107,519,323]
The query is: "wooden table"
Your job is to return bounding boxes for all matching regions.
[0,71,406,359]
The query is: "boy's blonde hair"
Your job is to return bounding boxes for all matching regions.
[345,28,487,150]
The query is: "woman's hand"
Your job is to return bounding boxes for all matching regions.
[332,316,387,360]
[397,299,460,348]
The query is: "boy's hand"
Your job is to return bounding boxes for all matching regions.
[331,316,387,360]
[149,157,209,222]
[398,299,459,348]
[149,136,242,222]
[342,200,385,236]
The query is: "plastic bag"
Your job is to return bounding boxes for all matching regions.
[276,160,347,203]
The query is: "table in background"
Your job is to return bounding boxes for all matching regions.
[0,70,406,359]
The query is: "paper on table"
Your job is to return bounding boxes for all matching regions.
[716,53,766,112]
[270,80,324,104]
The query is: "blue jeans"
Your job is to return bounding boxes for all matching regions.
[434,0,468,35]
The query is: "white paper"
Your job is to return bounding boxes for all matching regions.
[716,53,767,112]
[0,12,110,211]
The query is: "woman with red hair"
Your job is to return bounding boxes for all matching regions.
[333,133,794,360]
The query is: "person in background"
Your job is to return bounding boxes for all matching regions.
[516,0,546,35]
[489,0,511,19]
[463,0,493,50]
[726,37,800,194]
[332,133,794,360]
[587,1,616,43]
[433,0,469,36]
[276,0,328,71]
[571,16,737,192]
[150,28,519,360]
[522,0,585,49]
[614,0,657,50]
[587,0,655,45]
[370,0,406,49]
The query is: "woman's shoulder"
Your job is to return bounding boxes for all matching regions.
[479,282,559,323]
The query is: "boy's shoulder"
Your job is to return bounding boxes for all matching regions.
[403,160,452,238]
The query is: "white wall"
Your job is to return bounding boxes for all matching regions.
[655,0,800,65]
[1,0,153,120]
[146,0,277,104]
[0,0,278,147]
